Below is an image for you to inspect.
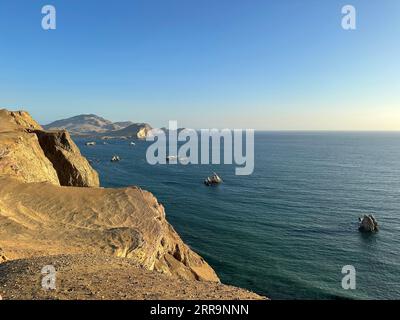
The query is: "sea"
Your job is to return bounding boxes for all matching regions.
[76,132,400,300]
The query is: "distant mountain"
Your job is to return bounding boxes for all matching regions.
[100,123,153,140]
[112,121,134,129]
[43,114,152,139]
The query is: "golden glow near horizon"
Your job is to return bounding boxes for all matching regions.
[249,106,400,131]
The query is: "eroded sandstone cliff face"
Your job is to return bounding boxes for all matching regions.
[0,110,60,185]
[0,109,219,282]
[6,110,42,131]
[0,176,218,281]
[34,130,99,187]
[0,109,99,187]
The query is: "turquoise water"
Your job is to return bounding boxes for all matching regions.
[77,132,400,299]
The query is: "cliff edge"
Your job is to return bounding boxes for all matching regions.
[0,109,264,300]
[0,109,219,283]
[0,110,99,187]
[0,254,262,300]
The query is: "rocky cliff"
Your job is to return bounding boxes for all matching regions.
[0,109,229,287]
[0,110,60,185]
[0,110,99,187]
[0,175,218,281]
[34,130,99,187]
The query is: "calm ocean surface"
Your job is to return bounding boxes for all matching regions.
[76,132,400,299]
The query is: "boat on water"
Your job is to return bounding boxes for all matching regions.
[166,155,178,162]
[111,155,121,162]
[166,155,189,163]
[85,141,96,146]
[204,172,223,186]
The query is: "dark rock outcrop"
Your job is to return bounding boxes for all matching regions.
[34,130,100,187]
[359,215,379,233]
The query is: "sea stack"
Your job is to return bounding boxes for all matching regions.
[358,215,379,233]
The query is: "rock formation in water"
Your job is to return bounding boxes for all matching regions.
[359,214,379,233]
[0,109,262,300]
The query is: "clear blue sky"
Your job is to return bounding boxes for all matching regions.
[0,0,399,129]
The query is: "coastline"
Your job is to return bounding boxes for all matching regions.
[0,109,264,300]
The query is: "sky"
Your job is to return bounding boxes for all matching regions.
[0,0,399,130]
